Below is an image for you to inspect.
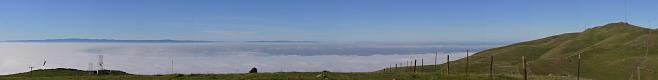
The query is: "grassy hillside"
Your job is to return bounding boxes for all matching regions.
[3,71,578,80]
[4,68,583,80]
[7,68,130,77]
[1,68,521,80]
[405,22,657,80]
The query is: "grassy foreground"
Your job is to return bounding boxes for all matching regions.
[2,72,580,80]
[0,68,584,80]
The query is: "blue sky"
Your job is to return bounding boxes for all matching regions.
[1,0,657,42]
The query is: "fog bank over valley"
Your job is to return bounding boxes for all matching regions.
[0,42,501,75]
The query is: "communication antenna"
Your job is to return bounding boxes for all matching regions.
[40,57,48,69]
[169,53,175,74]
[98,55,104,70]
[171,59,174,74]
[434,49,438,65]
[235,67,239,73]
[88,62,94,71]
[280,64,285,72]
[624,0,628,23]
[88,62,94,74]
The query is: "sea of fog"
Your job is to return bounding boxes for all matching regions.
[0,42,503,75]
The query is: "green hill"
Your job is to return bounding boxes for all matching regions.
[2,68,519,80]
[7,68,130,77]
[407,22,657,80]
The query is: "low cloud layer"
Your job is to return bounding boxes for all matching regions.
[0,43,484,75]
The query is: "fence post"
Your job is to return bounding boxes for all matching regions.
[447,54,450,75]
[395,64,398,72]
[414,59,417,73]
[466,50,469,78]
[577,54,581,80]
[490,56,494,77]
[522,56,527,80]
[421,59,424,72]
[383,66,386,72]
[409,60,412,72]
[387,65,390,72]
[407,60,413,72]
[435,50,438,71]
[406,61,409,72]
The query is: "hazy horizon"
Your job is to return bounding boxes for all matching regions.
[2,0,658,42]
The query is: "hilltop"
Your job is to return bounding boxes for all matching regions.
[408,22,657,80]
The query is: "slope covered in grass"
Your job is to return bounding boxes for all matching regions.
[406,22,657,80]
[0,72,544,80]
[7,68,130,77]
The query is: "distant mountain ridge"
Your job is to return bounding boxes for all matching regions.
[244,41,320,43]
[5,38,218,43]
